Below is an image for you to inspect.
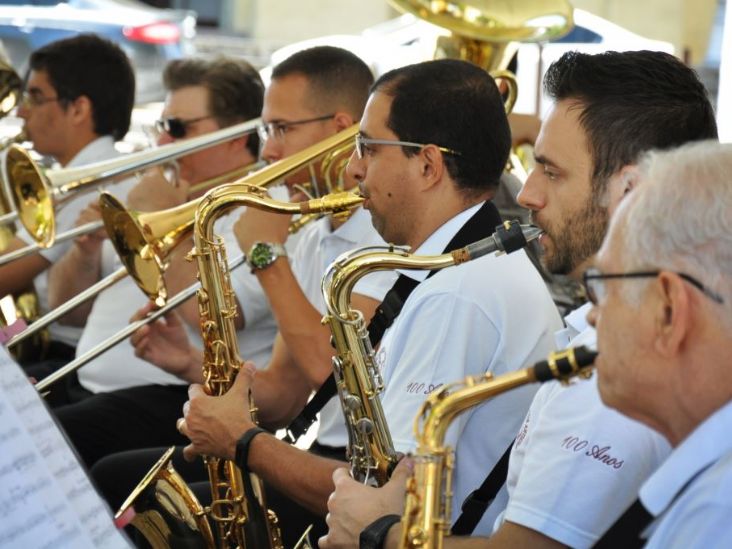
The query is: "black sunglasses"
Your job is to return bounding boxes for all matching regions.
[154,115,214,139]
[582,267,724,305]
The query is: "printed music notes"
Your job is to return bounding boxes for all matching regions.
[0,346,130,548]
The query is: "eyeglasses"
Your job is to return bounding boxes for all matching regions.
[21,90,60,109]
[257,114,334,142]
[582,267,724,305]
[354,133,463,160]
[154,116,214,139]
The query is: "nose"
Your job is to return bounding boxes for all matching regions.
[157,132,174,146]
[346,150,365,183]
[17,103,29,120]
[261,136,282,164]
[586,304,598,328]
[516,167,546,211]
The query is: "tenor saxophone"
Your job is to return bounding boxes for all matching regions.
[399,346,597,549]
[113,186,362,549]
[321,221,541,486]
[189,184,363,548]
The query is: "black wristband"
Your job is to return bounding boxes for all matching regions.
[359,514,401,549]
[234,426,266,469]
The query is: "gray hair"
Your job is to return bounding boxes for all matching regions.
[618,140,731,322]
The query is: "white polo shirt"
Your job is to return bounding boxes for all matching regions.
[378,202,563,532]
[495,303,671,547]
[17,136,137,348]
[290,206,397,448]
[640,399,732,548]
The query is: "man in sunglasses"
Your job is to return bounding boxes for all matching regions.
[177,57,560,546]
[45,57,270,460]
[320,51,719,549]
[0,34,135,370]
[588,141,732,547]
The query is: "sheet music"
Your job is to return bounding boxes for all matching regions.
[0,346,130,548]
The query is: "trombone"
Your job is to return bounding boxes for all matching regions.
[0,117,262,249]
[11,126,362,385]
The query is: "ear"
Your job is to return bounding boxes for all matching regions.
[618,165,640,196]
[68,95,94,128]
[332,112,355,132]
[653,272,691,358]
[417,145,446,189]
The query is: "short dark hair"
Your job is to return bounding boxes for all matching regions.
[163,56,264,157]
[545,50,718,195]
[29,34,135,141]
[372,59,511,195]
[272,46,373,119]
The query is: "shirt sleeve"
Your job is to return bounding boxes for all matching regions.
[503,381,670,548]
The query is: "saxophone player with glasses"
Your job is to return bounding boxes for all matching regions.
[176,58,560,546]
[322,51,718,549]
[92,46,397,548]
[1,34,135,372]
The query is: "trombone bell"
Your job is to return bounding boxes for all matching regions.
[5,145,55,247]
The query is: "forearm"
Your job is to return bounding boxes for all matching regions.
[251,366,310,429]
[248,432,345,515]
[255,259,334,387]
[47,244,102,325]
[0,237,51,296]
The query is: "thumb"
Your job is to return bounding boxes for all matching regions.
[232,362,255,394]
[130,301,156,323]
[386,456,414,491]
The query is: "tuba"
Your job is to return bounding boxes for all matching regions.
[114,127,363,548]
[321,221,541,485]
[399,346,596,549]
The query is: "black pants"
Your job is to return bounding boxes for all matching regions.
[55,384,191,468]
[92,442,346,548]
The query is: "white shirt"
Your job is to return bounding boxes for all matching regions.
[378,202,563,531]
[290,206,397,447]
[640,400,732,548]
[497,303,671,547]
[77,209,279,393]
[17,137,136,347]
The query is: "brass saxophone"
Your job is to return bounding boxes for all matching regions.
[399,346,597,549]
[321,220,541,486]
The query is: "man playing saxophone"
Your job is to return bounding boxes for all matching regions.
[589,141,732,547]
[0,34,135,370]
[176,57,560,544]
[94,46,396,547]
[321,50,718,549]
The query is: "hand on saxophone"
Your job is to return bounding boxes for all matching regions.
[129,302,204,384]
[319,457,413,549]
[177,361,258,462]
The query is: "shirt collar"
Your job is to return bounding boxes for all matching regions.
[399,202,484,282]
[555,302,593,349]
[67,136,118,167]
[640,399,732,516]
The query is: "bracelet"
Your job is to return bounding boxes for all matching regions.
[359,514,401,549]
[234,426,266,469]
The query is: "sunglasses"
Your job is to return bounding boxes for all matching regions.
[154,115,214,139]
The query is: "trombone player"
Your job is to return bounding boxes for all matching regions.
[0,34,135,370]
[47,57,271,456]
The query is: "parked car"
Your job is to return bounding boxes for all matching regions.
[266,9,674,116]
[0,0,197,103]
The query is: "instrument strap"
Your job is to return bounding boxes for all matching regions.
[451,440,514,535]
[284,200,503,444]
[591,499,651,549]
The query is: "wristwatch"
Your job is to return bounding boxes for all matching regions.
[247,241,287,272]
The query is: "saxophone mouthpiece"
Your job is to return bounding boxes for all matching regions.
[460,220,543,261]
[300,191,365,214]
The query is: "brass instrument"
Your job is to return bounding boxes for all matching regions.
[399,346,597,549]
[2,117,261,247]
[387,0,574,72]
[113,128,364,548]
[0,58,21,117]
[321,221,542,486]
